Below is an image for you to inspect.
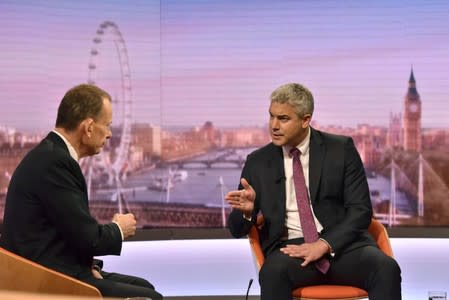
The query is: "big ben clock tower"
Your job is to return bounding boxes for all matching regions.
[403,68,422,152]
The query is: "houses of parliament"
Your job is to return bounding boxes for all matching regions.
[388,68,422,153]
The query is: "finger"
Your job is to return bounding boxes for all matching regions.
[225,197,240,204]
[280,248,291,255]
[231,204,245,210]
[300,256,311,267]
[226,200,243,209]
[284,244,301,251]
[225,191,241,199]
[280,247,296,255]
[240,178,250,190]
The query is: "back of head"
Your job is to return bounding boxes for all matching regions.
[55,84,111,131]
[270,83,314,118]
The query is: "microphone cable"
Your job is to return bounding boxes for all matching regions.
[245,278,253,300]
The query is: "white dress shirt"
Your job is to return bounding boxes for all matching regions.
[283,127,323,240]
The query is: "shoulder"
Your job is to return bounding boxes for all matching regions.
[22,133,74,170]
[311,127,354,147]
[247,143,282,161]
[41,133,72,157]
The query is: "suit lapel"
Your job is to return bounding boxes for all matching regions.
[269,145,286,209]
[309,128,324,204]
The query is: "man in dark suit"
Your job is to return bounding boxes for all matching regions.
[226,83,401,300]
[1,84,162,299]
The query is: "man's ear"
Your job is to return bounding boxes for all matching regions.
[81,118,94,137]
[302,114,312,128]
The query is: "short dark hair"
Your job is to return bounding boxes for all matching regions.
[55,84,111,131]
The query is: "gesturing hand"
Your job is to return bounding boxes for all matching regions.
[225,178,255,217]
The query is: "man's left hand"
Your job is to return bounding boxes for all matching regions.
[280,240,329,267]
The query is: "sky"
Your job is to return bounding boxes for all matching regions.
[0,0,448,133]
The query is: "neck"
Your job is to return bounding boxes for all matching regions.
[292,126,310,147]
[54,127,83,158]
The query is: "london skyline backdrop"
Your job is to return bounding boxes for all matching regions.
[0,0,448,133]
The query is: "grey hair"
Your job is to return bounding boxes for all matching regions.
[270,83,314,118]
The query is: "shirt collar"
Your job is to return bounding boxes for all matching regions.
[52,130,79,162]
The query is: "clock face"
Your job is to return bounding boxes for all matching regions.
[409,103,419,113]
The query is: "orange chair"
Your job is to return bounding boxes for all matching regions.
[0,247,102,298]
[248,217,393,300]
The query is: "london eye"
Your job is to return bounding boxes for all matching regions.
[82,21,133,213]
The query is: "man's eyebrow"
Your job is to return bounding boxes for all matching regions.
[276,114,289,118]
[269,111,288,117]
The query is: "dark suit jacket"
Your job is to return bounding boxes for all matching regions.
[0,132,122,279]
[228,127,376,257]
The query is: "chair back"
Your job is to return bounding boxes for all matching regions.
[247,215,266,270]
[368,218,394,257]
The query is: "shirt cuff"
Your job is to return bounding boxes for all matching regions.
[92,264,102,272]
[112,221,124,240]
[243,213,252,221]
[319,238,335,257]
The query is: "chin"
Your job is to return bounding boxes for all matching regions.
[92,148,102,155]
[271,139,285,146]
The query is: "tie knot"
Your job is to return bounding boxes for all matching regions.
[290,147,301,157]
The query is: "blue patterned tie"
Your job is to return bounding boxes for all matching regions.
[290,147,330,274]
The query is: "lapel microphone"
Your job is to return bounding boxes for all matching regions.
[245,278,253,300]
[275,176,286,183]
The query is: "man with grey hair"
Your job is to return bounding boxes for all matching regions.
[1,84,162,299]
[226,83,401,299]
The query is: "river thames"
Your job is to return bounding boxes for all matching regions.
[91,148,415,223]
